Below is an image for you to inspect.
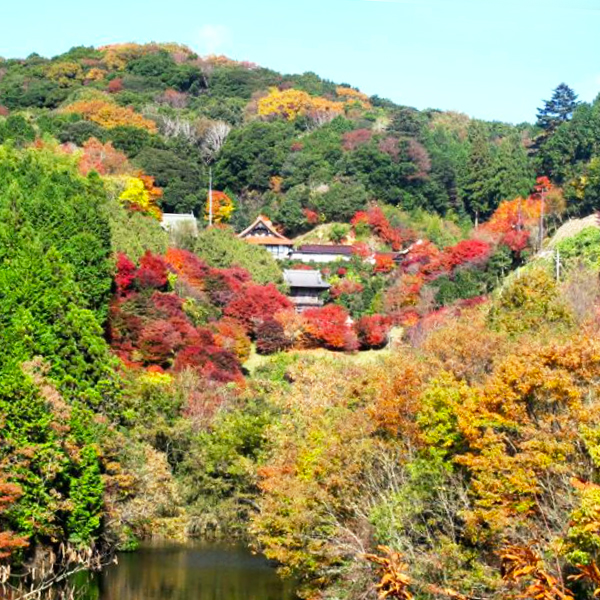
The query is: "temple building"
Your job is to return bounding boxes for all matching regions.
[283,269,331,312]
[238,215,293,259]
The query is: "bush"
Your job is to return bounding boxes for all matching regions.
[303,304,358,351]
[354,314,391,349]
[256,319,292,354]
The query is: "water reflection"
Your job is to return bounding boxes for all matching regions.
[76,541,297,600]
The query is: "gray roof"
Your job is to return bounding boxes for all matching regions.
[283,269,330,289]
[297,244,354,255]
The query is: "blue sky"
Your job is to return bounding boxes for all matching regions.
[3,0,600,123]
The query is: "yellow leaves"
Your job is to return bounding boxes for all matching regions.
[85,68,106,82]
[118,175,162,219]
[336,85,372,109]
[63,98,158,133]
[205,190,235,224]
[47,61,84,87]
[139,370,173,386]
[257,87,344,121]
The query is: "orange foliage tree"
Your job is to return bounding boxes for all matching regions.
[63,98,158,133]
[78,137,130,176]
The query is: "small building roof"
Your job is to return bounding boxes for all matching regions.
[296,244,354,256]
[283,269,331,289]
[243,236,293,246]
[238,215,292,244]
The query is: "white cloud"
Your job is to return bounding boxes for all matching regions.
[197,24,231,55]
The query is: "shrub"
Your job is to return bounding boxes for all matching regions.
[354,314,391,349]
[224,283,293,336]
[136,251,168,290]
[256,319,292,355]
[303,304,357,351]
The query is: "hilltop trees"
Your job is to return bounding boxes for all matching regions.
[536,83,579,134]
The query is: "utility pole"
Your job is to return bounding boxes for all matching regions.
[555,247,561,282]
[539,185,546,251]
[208,166,213,227]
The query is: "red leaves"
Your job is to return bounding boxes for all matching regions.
[304,304,358,351]
[256,319,292,355]
[115,253,136,297]
[136,251,168,290]
[342,128,372,151]
[351,206,409,251]
[224,283,293,336]
[107,77,123,93]
[354,314,391,349]
[303,208,319,225]
[138,319,183,365]
[330,278,364,299]
[165,248,210,291]
[374,254,396,273]
[502,228,531,253]
[444,239,492,269]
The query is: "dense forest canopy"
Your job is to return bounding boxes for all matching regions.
[2,42,600,600]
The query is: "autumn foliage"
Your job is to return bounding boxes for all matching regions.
[205,190,234,223]
[258,87,345,121]
[0,478,27,559]
[63,98,158,133]
[303,304,357,351]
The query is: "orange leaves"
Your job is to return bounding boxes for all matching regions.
[365,546,414,600]
[444,334,600,538]
[205,190,234,224]
[500,545,574,600]
[257,87,344,121]
[336,86,372,109]
[0,478,27,559]
[303,304,357,351]
[63,98,158,133]
[368,353,425,440]
[78,137,130,176]
[570,562,600,597]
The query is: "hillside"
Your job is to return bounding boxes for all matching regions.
[0,42,538,231]
[2,42,600,600]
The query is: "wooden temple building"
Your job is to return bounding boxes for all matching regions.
[283,269,331,312]
[237,215,293,259]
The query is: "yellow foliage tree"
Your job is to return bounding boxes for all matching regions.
[118,175,162,219]
[205,190,234,224]
[63,98,158,133]
[336,85,372,109]
[257,87,344,121]
[47,61,84,87]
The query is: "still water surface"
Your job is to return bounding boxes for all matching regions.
[74,541,297,600]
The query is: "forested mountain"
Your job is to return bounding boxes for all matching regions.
[0,42,538,229]
[2,42,600,600]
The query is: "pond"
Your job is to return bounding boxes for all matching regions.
[72,541,298,600]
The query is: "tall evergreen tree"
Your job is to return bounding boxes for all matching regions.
[536,83,579,133]
[463,121,494,221]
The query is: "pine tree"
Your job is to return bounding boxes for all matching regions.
[463,121,494,222]
[536,83,579,133]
